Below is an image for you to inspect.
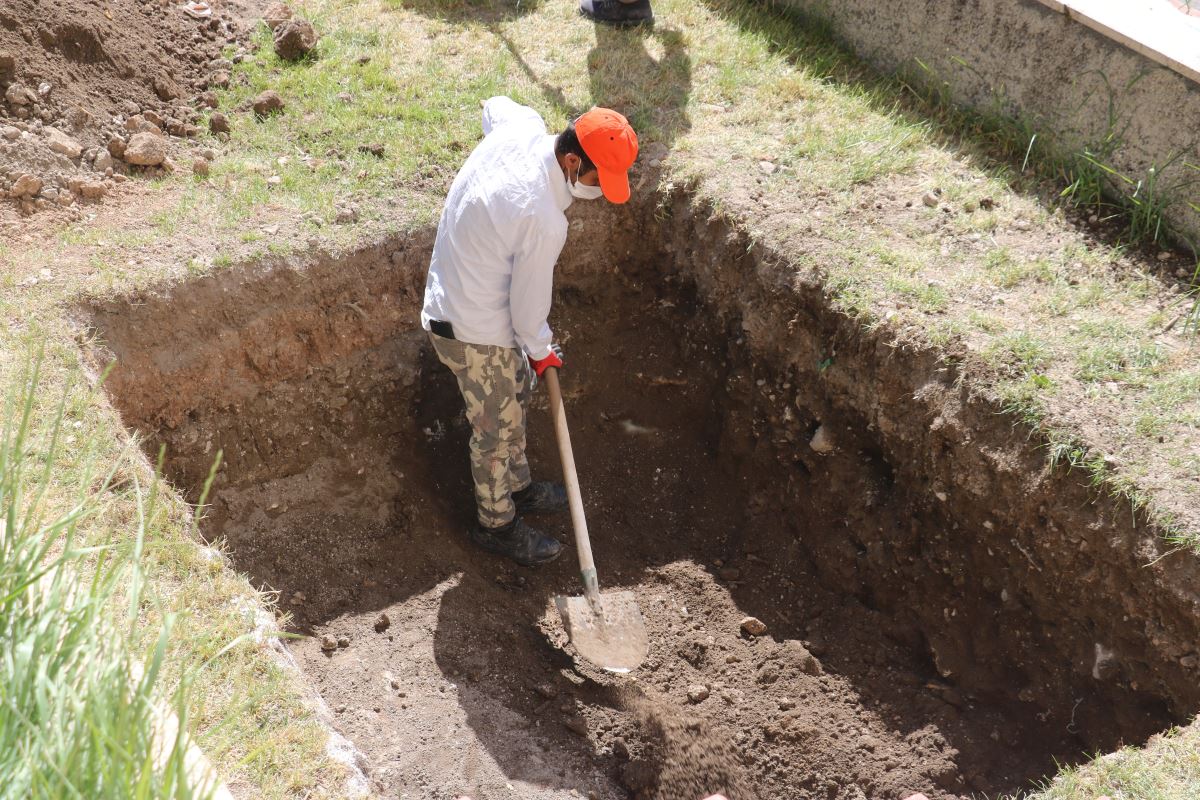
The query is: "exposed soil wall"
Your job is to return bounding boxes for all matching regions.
[769,0,1200,244]
[78,188,1200,798]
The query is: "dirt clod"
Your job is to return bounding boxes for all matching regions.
[9,174,41,198]
[5,83,35,106]
[273,18,318,61]
[740,616,767,636]
[192,157,210,177]
[373,612,390,633]
[208,112,230,134]
[263,2,293,29]
[123,132,167,166]
[252,90,285,117]
[319,634,337,652]
[44,127,81,158]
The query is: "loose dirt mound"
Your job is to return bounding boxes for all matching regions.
[0,0,259,222]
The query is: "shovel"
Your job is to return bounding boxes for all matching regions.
[544,367,648,674]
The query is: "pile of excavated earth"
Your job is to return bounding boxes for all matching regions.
[0,0,315,223]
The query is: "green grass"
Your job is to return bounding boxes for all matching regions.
[1026,724,1200,800]
[0,355,217,800]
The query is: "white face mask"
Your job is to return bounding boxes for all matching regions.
[568,165,604,201]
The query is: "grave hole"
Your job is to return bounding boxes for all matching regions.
[80,205,1194,800]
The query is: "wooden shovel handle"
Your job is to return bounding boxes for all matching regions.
[544,367,599,598]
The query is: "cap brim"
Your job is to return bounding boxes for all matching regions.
[597,166,631,204]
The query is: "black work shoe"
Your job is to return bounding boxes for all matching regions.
[471,517,564,567]
[580,0,654,27]
[512,481,569,516]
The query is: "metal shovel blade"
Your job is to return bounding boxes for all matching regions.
[554,590,649,674]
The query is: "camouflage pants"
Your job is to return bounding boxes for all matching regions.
[429,332,533,528]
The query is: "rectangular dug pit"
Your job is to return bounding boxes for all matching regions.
[80,209,1199,800]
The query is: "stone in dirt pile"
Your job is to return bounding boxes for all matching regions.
[123,132,167,166]
[273,17,318,61]
[0,0,257,219]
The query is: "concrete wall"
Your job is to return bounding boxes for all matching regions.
[773,0,1200,246]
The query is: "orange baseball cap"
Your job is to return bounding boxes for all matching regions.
[575,107,639,204]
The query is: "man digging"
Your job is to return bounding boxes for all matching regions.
[422,96,639,567]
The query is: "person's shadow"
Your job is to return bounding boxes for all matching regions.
[586,22,691,154]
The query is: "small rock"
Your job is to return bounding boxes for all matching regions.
[564,717,589,736]
[1157,251,1172,262]
[9,173,42,198]
[267,175,282,187]
[0,51,14,80]
[44,126,81,158]
[208,70,231,89]
[252,90,285,117]
[153,74,181,101]
[209,112,231,134]
[335,205,358,224]
[336,91,353,104]
[979,197,996,210]
[124,132,167,166]
[686,684,710,703]
[1,125,19,140]
[374,612,391,633]
[77,180,107,199]
[921,191,939,208]
[358,142,385,158]
[1014,218,1032,231]
[778,698,795,710]
[5,83,36,106]
[390,678,401,689]
[94,150,114,173]
[963,199,978,213]
[808,424,834,453]
[1180,654,1198,669]
[534,683,558,699]
[108,136,127,159]
[740,616,767,636]
[758,160,776,175]
[337,636,350,648]
[263,1,293,29]
[718,567,741,581]
[274,17,318,61]
[198,91,219,109]
[193,157,211,177]
[902,795,931,800]
[319,634,337,652]
[125,115,160,135]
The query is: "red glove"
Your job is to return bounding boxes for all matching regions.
[528,344,564,376]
